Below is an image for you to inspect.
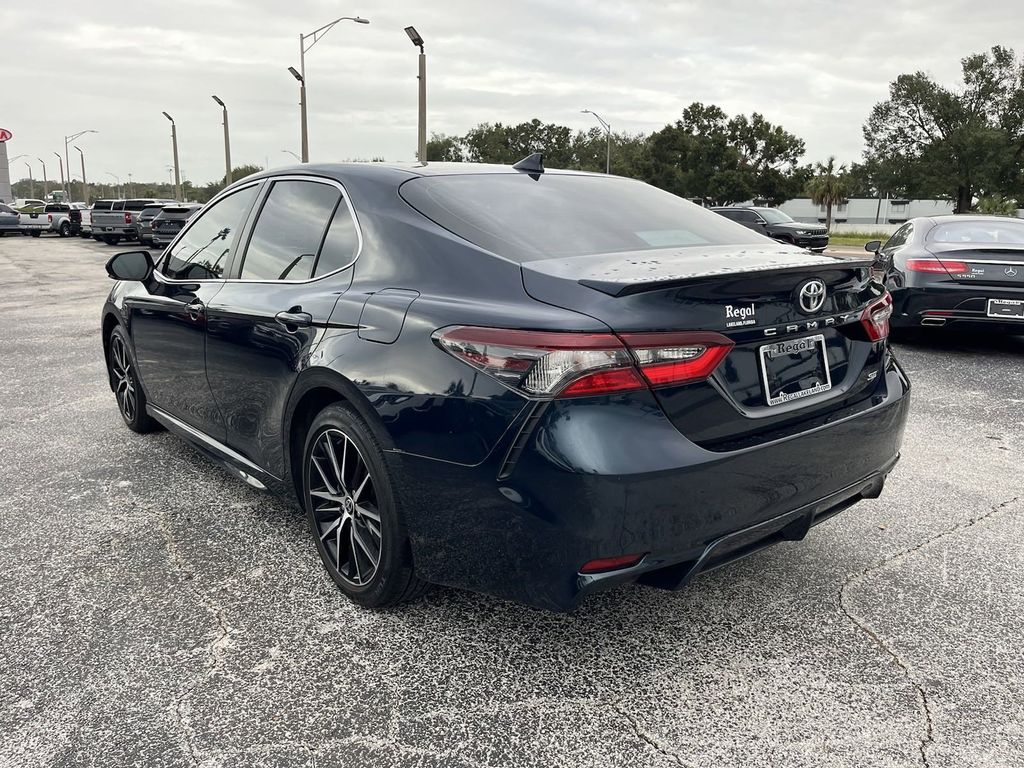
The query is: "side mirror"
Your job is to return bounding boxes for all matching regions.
[105,250,154,281]
[864,240,882,254]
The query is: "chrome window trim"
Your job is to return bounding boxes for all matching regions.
[153,180,265,284]
[227,174,364,285]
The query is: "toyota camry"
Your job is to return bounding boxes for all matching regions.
[100,157,910,611]
[868,215,1024,332]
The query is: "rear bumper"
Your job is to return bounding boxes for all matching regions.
[396,351,910,611]
[892,284,1024,329]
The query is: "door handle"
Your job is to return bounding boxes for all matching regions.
[185,299,205,320]
[275,310,313,330]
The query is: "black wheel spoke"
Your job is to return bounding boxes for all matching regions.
[307,427,384,587]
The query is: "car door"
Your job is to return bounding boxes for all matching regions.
[126,183,261,441]
[204,176,360,477]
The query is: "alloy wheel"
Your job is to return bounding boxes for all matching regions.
[307,428,383,587]
[109,334,137,422]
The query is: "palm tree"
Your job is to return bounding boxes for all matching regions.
[805,156,848,231]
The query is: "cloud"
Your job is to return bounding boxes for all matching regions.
[2,0,1022,187]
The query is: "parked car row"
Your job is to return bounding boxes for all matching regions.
[3,198,204,245]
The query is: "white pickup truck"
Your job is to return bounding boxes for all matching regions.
[16,202,79,237]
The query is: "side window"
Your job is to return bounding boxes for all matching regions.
[238,180,340,281]
[733,210,758,223]
[313,200,360,277]
[882,223,912,253]
[162,186,258,280]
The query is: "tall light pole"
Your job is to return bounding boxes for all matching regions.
[212,95,232,184]
[404,26,427,163]
[105,172,121,198]
[64,130,97,200]
[53,152,66,200]
[162,112,182,201]
[74,145,89,204]
[24,162,34,199]
[128,173,134,197]
[581,109,611,174]
[282,149,301,161]
[297,14,370,162]
[287,67,307,162]
[37,158,48,197]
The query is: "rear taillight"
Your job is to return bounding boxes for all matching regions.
[124,212,132,224]
[860,293,893,342]
[47,214,52,222]
[905,258,968,275]
[580,553,645,574]
[433,327,733,398]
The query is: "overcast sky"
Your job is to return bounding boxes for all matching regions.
[2,0,1021,186]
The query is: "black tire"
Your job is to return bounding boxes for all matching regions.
[302,404,427,609]
[104,235,121,245]
[79,230,91,239]
[106,325,157,433]
[58,221,70,237]
[30,231,41,238]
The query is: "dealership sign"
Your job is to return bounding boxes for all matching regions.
[0,129,12,142]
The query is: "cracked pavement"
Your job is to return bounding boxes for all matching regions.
[1,236,1022,767]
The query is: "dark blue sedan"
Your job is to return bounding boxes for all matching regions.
[100,159,910,611]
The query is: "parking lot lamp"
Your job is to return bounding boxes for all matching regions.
[282,149,301,162]
[212,95,232,184]
[298,15,370,162]
[64,130,97,200]
[24,162,34,198]
[162,112,182,201]
[53,152,66,200]
[37,158,48,197]
[74,145,89,205]
[404,26,426,163]
[581,110,611,174]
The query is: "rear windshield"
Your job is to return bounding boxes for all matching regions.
[140,206,165,216]
[125,199,161,211]
[399,174,766,262]
[158,207,200,218]
[928,219,1024,245]
[0,204,13,214]
[92,200,114,211]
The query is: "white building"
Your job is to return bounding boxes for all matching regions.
[779,197,956,226]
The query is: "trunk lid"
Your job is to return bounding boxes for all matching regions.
[925,244,1024,287]
[521,245,887,449]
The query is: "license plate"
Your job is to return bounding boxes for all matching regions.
[987,299,1024,318]
[758,334,832,407]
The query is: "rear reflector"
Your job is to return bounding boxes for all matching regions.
[579,553,645,574]
[906,258,969,275]
[433,327,733,399]
[860,292,893,342]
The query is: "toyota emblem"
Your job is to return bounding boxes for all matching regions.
[797,279,827,314]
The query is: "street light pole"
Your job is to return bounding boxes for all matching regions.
[54,152,66,200]
[212,95,232,184]
[297,14,370,162]
[282,149,301,161]
[74,145,89,204]
[64,130,97,201]
[404,26,427,163]
[37,158,48,197]
[162,112,182,201]
[581,109,612,174]
[105,172,121,198]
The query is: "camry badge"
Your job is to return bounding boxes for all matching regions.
[797,279,827,314]
[1006,267,1018,277]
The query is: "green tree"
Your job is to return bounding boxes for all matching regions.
[863,45,1024,213]
[976,194,1020,215]
[805,157,849,230]
[637,103,807,205]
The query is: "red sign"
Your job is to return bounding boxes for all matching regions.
[0,129,12,142]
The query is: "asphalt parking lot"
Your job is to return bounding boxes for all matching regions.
[1,234,1022,768]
